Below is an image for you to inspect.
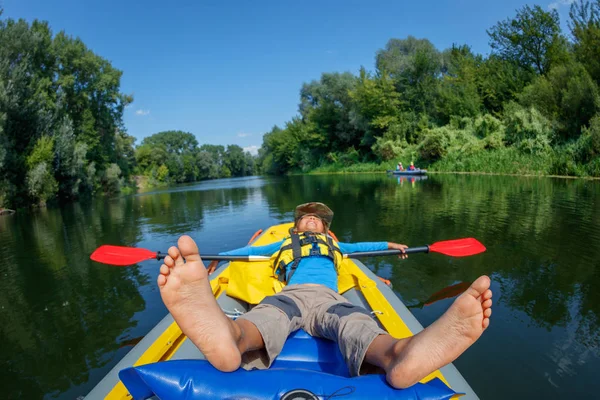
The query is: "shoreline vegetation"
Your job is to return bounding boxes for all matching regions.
[2,2,600,209]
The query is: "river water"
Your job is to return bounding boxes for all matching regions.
[1,174,599,399]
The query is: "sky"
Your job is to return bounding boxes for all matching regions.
[3,0,576,155]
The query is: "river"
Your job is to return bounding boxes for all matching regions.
[0,173,599,399]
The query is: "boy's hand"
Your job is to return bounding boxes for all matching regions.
[388,242,408,259]
[206,260,219,275]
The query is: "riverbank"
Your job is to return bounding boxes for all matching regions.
[306,147,600,179]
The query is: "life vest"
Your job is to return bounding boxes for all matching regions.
[271,232,344,282]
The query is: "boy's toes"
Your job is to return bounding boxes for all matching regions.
[157,274,167,288]
[167,246,184,266]
[466,275,491,298]
[160,264,170,276]
[177,235,202,262]
[164,255,175,268]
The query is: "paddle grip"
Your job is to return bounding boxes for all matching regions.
[346,246,429,258]
[156,252,165,261]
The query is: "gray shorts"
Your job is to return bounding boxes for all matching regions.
[236,284,387,377]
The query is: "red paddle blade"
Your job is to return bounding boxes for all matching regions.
[90,245,157,266]
[429,238,486,257]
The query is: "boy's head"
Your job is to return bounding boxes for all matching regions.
[294,202,333,233]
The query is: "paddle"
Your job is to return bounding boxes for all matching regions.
[90,238,486,266]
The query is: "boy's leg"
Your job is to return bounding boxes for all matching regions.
[308,290,388,377]
[236,291,304,369]
[364,275,493,388]
[158,235,293,372]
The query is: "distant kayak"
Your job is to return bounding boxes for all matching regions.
[387,169,427,176]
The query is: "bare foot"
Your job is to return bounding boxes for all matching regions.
[386,275,493,388]
[158,235,241,371]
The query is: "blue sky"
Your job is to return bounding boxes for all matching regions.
[4,0,575,154]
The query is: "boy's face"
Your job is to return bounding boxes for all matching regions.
[296,214,326,233]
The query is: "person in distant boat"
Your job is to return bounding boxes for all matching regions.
[397,162,404,171]
[409,162,416,171]
[157,202,492,389]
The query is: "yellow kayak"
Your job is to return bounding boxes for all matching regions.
[86,223,478,399]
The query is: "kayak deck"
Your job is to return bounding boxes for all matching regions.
[86,223,478,399]
[388,169,428,175]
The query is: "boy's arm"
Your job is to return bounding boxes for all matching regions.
[338,241,408,259]
[207,240,284,274]
[219,241,283,256]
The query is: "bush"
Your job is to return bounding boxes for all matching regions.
[474,114,505,138]
[482,131,505,150]
[156,164,169,182]
[372,137,405,161]
[26,162,58,204]
[418,130,448,161]
[586,158,600,177]
[103,163,123,194]
[503,102,554,147]
[548,150,581,176]
[518,135,551,155]
[574,115,600,164]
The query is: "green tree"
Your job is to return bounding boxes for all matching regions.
[436,45,483,123]
[570,1,600,84]
[519,62,600,139]
[487,5,569,75]
[299,72,360,151]
[478,56,533,114]
[140,130,198,154]
[349,67,403,146]
[375,36,442,115]
[224,145,246,176]
[0,15,133,207]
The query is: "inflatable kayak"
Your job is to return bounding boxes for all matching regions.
[387,169,428,175]
[85,223,478,400]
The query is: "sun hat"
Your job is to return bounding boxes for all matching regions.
[294,202,334,229]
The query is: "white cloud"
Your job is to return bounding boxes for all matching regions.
[135,109,150,116]
[243,145,259,156]
[548,0,575,10]
[237,132,251,138]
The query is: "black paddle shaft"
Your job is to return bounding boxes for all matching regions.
[154,246,430,262]
[345,246,430,258]
[155,252,261,262]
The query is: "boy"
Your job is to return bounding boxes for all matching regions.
[158,202,492,389]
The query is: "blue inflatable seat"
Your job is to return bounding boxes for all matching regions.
[119,329,459,399]
[270,329,350,376]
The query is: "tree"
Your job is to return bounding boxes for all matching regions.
[224,145,246,176]
[299,72,360,151]
[519,61,600,140]
[375,36,442,115]
[0,15,132,207]
[487,5,569,75]
[570,0,600,84]
[435,45,483,123]
[349,67,403,146]
[140,131,198,154]
[478,56,533,114]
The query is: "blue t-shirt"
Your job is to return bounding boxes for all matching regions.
[221,238,388,292]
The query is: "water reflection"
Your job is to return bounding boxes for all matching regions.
[394,175,428,187]
[0,174,599,399]
[0,200,148,399]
